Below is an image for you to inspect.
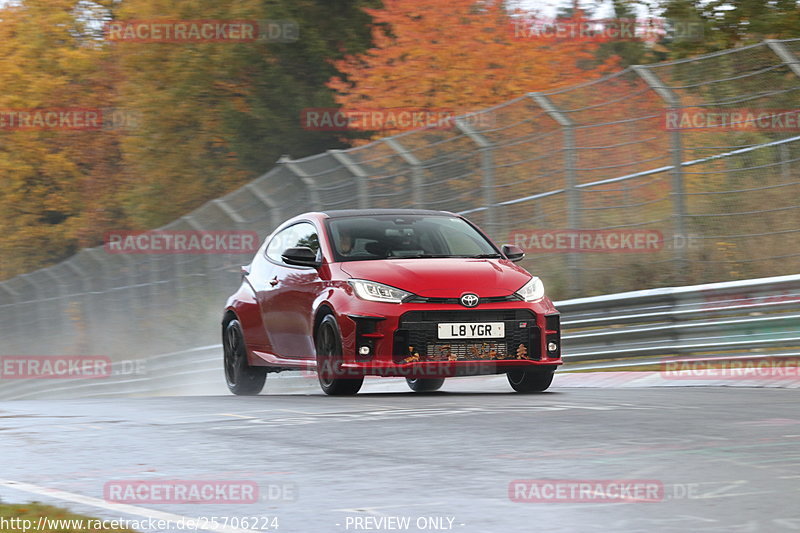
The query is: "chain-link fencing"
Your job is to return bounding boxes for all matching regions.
[2,39,799,359]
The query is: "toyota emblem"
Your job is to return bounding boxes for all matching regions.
[460,293,479,307]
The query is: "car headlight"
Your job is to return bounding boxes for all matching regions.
[515,276,545,302]
[348,280,412,303]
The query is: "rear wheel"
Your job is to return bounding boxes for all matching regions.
[406,378,445,392]
[224,319,267,395]
[315,314,363,395]
[507,367,554,393]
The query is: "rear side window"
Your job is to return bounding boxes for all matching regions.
[266,222,319,263]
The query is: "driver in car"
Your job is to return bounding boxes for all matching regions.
[338,230,355,256]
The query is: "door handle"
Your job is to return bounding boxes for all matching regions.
[269,277,279,286]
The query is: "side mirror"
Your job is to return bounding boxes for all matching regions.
[241,265,251,277]
[281,246,320,268]
[501,244,525,263]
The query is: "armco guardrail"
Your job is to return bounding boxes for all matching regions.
[1,274,798,400]
[560,273,800,368]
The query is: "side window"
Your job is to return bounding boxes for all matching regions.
[266,227,292,262]
[265,222,319,264]
[292,224,320,254]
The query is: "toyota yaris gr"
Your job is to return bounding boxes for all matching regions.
[222,209,562,395]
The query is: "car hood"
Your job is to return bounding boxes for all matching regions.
[339,258,532,298]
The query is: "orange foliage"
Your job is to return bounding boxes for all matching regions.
[328,0,621,137]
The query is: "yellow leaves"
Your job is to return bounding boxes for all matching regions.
[55,48,97,75]
[0,0,120,279]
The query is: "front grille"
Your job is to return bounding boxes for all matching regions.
[426,342,509,359]
[394,309,540,363]
[404,295,522,305]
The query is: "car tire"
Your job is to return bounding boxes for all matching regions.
[315,314,363,396]
[224,319,267,395]
[507,367,554,393]
[406,378,445,392]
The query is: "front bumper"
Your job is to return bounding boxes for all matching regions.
[334,299,562,378]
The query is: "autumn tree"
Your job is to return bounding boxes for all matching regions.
[660,0,800,57]
[324,0,629,227]
[110,0,377,229]
[0,0,124,279]
[328,0,622,135]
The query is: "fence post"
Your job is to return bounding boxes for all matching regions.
[765,40,800,183]
[529,93,583,295]
[62,259,92,355]
[183,214,212,290]
[280,156,322,211]
[765,39,800,78]
[85,248,117,356]
[0,283,20,354]
[115,253,138,306]
[211,198,246,228]
[384,138,424,209]
[780,143,791,181]
[194,200,250,300]
[41,267,68,341]
[633,65,687,280]
[328,149,370,209]
[18,273,46,342]
[245,182,282,229]
[455,118,495,230]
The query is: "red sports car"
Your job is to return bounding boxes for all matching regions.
[222,209,562,395]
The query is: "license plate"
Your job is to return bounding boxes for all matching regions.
[437,322,505,339]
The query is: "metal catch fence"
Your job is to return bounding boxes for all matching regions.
[2,39,800,360]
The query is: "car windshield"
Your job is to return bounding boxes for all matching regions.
[326,215,499,262]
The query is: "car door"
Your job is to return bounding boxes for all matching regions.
[238,239,276,353]
[261,221,323,360]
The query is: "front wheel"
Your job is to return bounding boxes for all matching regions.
[224,319,266,395]
[507,367,555,393]
[406,378,445,392]
[315,314,363,395]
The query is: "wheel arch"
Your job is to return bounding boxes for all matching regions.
[222,307,262,367]
[313,303,335,339]
[222,308,238,340]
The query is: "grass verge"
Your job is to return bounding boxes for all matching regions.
[0,503,137,533]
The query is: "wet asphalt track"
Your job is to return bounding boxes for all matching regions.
[0,375,799,533]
